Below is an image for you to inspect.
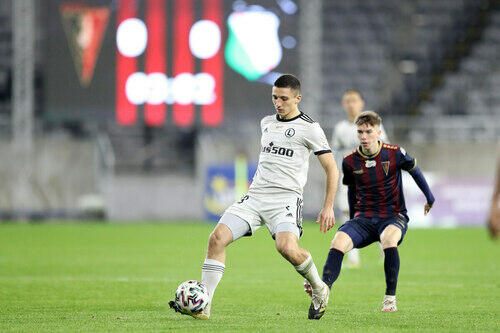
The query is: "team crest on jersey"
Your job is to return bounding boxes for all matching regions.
[285,128,295,138]
[382,161,390,175]
[365,160,376,168]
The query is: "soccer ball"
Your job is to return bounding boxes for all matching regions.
[174,280,210,315]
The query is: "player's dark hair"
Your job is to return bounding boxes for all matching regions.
[355,110,381,127]
[343,89,364,100]
[274,74,301,92]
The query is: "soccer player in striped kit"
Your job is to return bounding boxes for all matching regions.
[331,90,389,268]
[319,111,435,315]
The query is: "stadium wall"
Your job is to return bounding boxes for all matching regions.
[0,136,97,214]
[1,135,495,224]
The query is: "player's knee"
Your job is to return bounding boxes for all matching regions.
[331,232,353,253]
[381,238,398,249]
[208,227,231,249]
[380,233,399,248]
[380,227,401,249]
[275,239,296,258]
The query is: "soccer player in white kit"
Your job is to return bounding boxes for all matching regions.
[169,74,339,320]
[332,90,388,268]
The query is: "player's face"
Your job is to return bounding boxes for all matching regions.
[357,123,381,151]
[342,92,364,121]
[272,86,301,119]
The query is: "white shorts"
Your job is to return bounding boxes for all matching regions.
[221,192,303,240]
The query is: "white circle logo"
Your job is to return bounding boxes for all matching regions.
[189,20,221,59]
[117,18,148,57]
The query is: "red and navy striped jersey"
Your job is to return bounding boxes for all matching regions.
[342,141,416,219]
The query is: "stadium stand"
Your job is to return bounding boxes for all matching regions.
[420,7,500,115]
[0,0,11,124]
[99,124,196,173]
[321,0,489,119]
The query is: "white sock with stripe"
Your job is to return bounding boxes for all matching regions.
[294,254,323,291]
[201,258,225,302]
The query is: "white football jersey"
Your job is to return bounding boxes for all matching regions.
[331,119,389,160]
[248,112,332,197]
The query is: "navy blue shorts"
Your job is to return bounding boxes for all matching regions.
[338,214,409,249]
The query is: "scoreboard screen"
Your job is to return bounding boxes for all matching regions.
[43,0,300,128]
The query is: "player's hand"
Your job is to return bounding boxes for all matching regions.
[424,202,433,216]
[316,207,335,234]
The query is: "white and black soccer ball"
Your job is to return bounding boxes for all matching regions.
[174,280,210,315]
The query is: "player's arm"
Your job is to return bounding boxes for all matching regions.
[316,152,338,233]
[488,154,500,238]
[408,166,435,215]
[398,147,435,215]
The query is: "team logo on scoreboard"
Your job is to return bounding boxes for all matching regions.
[285,128,295,138]
[60,3,109,86]
[382,161,390,176]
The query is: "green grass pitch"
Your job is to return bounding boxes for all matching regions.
[0,222,498,332]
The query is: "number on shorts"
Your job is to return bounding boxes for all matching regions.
[237,195,249,204]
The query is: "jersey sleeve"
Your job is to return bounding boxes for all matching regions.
[305,123,332,155]
[342,158,355,185]
[396,146,417,171]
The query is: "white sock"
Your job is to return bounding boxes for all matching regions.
[378,242,385,259]
[347,248,360,264]
[294,255,323,290]
[201,258,225,302]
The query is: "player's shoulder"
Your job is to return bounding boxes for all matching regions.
[298,112,317,125]
[382,142,400,150]
[343,149,357,160]
[336,119,350,127]
[260,115,275,126]
[333,119,348,130]
[382,142,408,155]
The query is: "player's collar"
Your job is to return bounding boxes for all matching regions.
[357,141,382,159]
[276,111,302,122]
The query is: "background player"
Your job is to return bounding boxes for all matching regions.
[487,152,500,239]
[170,74,339,320]
[331,90,389,268]
[316,111,435,318]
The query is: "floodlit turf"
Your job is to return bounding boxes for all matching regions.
[0,222,498,332]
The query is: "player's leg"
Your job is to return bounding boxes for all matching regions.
[275,230,323,288]
[322,231,354,288]
[202,213,251,306]
[346,247,360,268]
[379,220,406,312]
[274,229,329,320]
[336,187,360,268]
[169,212,253,319]
[322,217,377,289]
